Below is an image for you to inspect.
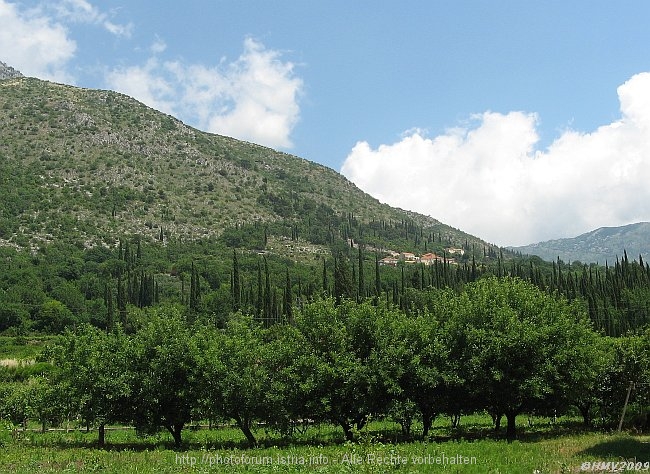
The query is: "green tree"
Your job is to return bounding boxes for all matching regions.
[295,299,383,441]
[260,324,323,437]
[448,277,601,440]
[130,306,198,447]
[196,314,267,446]
[333,252,354,305]
[34,299,76,334]
[374,307,450,437]
[49,324,133,445]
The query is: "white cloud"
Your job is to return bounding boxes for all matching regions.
[0,0,132,82]
[341,72,650,247]
[0,0,77,82]
[150,36,167,55]
[104,58,177,115]
[50,0,132,37]
[105,38,303,149]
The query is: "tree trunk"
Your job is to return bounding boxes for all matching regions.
[491,412,502,432]
[450,413,461,429]
[577,403,592,427]
[340,420,354,441]
[400,417,412,436]
[505,412,517,442]
[234,415,257,447]
[98,424,105,446]
[422,411,435,438]
[166,424,183,447]
[355,414,368,432]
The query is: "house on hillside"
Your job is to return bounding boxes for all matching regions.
[379,256,399,267]
[399,252,419,263]
[420,253,444,266]
[446,247,465,256]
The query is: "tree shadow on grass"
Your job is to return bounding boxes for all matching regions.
[21,420,641,452]
[579,436,650,460]
[37,425,349,452]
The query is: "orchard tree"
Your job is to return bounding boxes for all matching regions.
[295,299,384,441]
[196,314,268,446]
[374,308,451,437]
[596,331,650,429]
[130,305,199,447]
[447,277,601,440]
[261,323,324,436]
[49,324,133,445]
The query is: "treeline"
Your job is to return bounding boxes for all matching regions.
[505,253,650,336]
[3,235,650,338]
[1,277,648,447]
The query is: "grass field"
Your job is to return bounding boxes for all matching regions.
[0,417,648,473]
[0,336,58,362]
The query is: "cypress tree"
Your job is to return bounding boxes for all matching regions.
[139,271,147,308]
[256,261,263,317]
[284,268,293,322]
[232,251,241,311]
[104,281,114,332]
[357,245,365,301]
[375,253,381,298]
[334,251,354,305]
[117,274,127,326]
[264,257,272,325]
[189,263,201,312]
[322,257,329,295]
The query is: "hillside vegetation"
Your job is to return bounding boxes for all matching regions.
[0,76,489,256]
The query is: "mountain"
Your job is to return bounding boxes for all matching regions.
[0,72,496,258]
[512,222,650,264]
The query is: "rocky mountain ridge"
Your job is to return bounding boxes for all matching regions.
[512,222,650,264]
[0,62,23,80]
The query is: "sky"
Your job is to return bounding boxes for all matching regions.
[3,0,650,246]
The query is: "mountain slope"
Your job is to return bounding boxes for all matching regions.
[512,222,650,264]
[0,75,495,256]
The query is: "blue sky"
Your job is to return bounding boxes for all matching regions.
[3,1,650,246]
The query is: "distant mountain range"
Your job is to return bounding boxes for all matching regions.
[512,222,650,264]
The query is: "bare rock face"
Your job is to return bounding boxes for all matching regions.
[0,62,23,80]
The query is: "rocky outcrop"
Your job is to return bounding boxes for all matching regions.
[0,62,23,80]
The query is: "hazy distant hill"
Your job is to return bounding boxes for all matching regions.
[0,72,495,256]
[512,222,650,264]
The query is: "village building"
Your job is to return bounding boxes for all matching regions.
[446,247,465,256]
[379,256,399,267]
[399,252,419,263]
[420,253,445,266]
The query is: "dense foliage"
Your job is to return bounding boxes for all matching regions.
[1,279,648,447]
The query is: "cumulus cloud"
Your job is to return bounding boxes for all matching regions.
[341,72,650,247]
[0,0,131,82]
[105,38,303,149]
[0,0,77,82]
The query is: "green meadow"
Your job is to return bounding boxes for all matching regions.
[1,417,648,473]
